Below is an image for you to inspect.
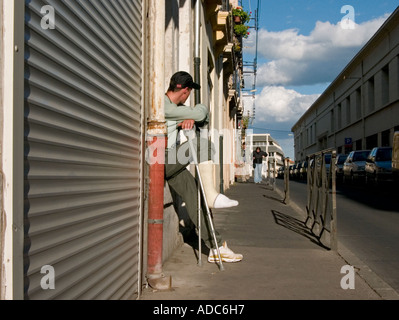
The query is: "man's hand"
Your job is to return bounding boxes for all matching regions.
[178,119,195,130]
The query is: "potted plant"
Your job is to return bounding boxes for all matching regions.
[234,43,241,52]
[234,24,250,39]
[232,6,251,24]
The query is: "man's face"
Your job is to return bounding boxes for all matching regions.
[180,87,192,104]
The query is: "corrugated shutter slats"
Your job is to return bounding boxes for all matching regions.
[24,0,143,300]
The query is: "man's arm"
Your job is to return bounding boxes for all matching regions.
[165,101,209,123]
[178,119,195,130]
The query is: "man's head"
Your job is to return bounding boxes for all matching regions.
[166,71,201,105]
[168,71,201,92]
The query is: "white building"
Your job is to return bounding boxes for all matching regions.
[292,7,399,161]
[248,133,285,178]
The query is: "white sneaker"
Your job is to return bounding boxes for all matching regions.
[213,194,239,209]
[208,241,243,263]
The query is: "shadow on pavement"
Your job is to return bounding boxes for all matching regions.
[262,193,285,204]
[271,209,330,250]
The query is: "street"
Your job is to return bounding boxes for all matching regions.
[275,178,399,293]
[141,179,384,301]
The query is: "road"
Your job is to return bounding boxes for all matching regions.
[275,177,399,293]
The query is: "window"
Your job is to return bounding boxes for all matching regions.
[366,134,378,149]
[381,65,389,106]
[346,97,351,125]
[313,123,316,144]
[367,77,375,113]
[376,147,392,161]
[337,103,342,129]
[355,139,362,150]
[355,88,361,119]
[300,132,303,150]
[353,150,371,161]
[381,129,390,147]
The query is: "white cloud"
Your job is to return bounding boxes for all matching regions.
[242,87,319,160]
[242,13,392,159]
[246,14,390,86]
[251,86,320,123]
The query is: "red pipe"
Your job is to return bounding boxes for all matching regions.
[145,0,168,289]
[147,134,166,276]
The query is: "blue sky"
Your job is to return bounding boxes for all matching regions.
[240,0,399,159]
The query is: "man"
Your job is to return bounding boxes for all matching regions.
[252,147,268,184]
[164,71,242,263]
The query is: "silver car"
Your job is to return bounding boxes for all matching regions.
[365,147,393,184]
[343,150,371,183]
[335,154,348,181]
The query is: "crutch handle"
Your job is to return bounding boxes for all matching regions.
[182,127,197,140]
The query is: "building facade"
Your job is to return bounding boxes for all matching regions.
[1,0,246,300]
[292,7,399,161]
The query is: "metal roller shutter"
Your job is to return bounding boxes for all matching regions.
[24,0,143,299]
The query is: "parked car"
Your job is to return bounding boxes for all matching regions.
[393,131,399,183]
[293,163,301,179]
[324,153,332,174]
[343,150,371,183]
[298,161,308,180]
[289,164,295,179]
[335,154,348,181]
[294,161,305,180]
[365,147,393,184]
[308,158,315,171]
[277,166,285,179]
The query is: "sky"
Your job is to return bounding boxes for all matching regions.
[240,0,399,159]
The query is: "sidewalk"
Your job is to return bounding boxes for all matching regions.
[140,179,397,300]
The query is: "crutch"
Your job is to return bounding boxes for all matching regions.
[183,128,225,271]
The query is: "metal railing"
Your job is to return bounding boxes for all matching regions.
[305,149,337,250]
[263,157,277,190]
[283,157,290,204]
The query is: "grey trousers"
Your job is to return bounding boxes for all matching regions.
[165,138,222,249]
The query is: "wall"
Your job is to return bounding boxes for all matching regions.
[162,0,197,263]
[161,1,239,261]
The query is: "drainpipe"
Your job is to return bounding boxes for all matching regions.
[219,134,224,193]
[146,1,171,290]
[194,0,201,105]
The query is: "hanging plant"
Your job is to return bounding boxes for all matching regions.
[234,24,250,39]
[234,43,241,52]
[232,6,251,24]
[242,116,250,129]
